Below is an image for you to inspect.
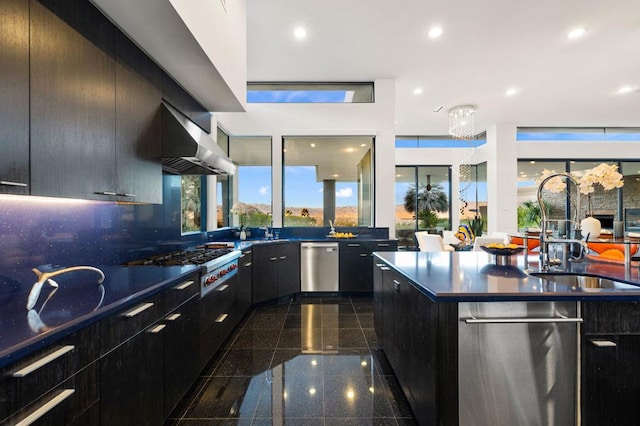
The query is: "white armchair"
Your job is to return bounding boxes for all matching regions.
[416,231,455,252]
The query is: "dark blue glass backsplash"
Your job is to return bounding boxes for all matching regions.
[0,176,216,276]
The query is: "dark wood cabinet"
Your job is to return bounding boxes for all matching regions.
[164,295,200,417]
[115,31,163,204]
[199,274,239,369]
[0,323,100,425]
[581,302,640,425]
[100,272,199,425]
[30,0,117,201]
[253,242,300,303]
[236,248,254,317]
[340,240,397,292]
[277,242,301,296]
[100,320,165,426]
[373,259,457,425]
[0,0,29,195]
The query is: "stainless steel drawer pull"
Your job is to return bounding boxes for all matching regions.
[348,243,360,247]
[280,256,286,260]
[270,257,278,261]
[123,302,154,318]
[377,244,390,247]
[215,313,228,323]
[245,262,252,267]
[217,284,229,292]
[240,254,246,258]
[15,389,75,426]
[360,253,368,257]
[174,280,194,290]
[393,280,400,291]
[376,263,385,267]
[380,266,391,271]
[591,339,617,347]
[149,324,166,334]
[464,317,583,324]
[166,313,181,321]
[0,180,28,187]
[94,191,117,196]
[12,345,75,378]
[245,250,252,254]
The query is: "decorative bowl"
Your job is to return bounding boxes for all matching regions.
[480,245,525,256]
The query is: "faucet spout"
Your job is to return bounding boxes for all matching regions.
[536,172,582,271]
[26,266,105,310]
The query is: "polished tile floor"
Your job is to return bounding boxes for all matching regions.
[167,295,417,425]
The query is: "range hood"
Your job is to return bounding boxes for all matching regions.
[161,102,236,175]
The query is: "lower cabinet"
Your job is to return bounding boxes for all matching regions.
[164,295,200,417]
[0,324,100,425]
[100,321,165,425]
[581,302,640,425]
[253,242,300,303]
[236,247,253,317]
[373,260,458,425]
[340,240,397,292]
[100,272,200,425]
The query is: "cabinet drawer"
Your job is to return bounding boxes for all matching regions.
[582,302,640,335]
[100,292,163,355]
[0,323,99,421]
[162,273,199,313]
[2,362,99,426]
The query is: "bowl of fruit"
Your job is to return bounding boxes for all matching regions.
[327,232,357,239]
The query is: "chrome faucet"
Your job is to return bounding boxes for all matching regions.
[536,172,589,271]
[26,266,105,310]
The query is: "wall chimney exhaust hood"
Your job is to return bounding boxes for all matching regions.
[161,102,236,175]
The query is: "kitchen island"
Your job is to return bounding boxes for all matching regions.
[373,251,640,426]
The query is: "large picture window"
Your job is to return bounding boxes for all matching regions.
[229,137,273,228]
[395,166,451,248]
[283,136,374,227]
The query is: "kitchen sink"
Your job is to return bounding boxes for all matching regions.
[530,273,640,291]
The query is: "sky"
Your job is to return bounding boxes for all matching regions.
[247,90,352,103]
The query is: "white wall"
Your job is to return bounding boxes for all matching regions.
[170,0,247,109]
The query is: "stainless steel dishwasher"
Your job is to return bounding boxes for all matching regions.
[300,242,339,292]
[458,301,581,426]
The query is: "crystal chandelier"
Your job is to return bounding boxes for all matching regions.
[448,105,477,216]
[448,105,476,140]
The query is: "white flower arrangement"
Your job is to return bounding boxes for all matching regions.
[536,163,624,194]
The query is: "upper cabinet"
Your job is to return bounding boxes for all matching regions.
[115,32,163,204]
[0,0,30,195]
[29,0,117,201]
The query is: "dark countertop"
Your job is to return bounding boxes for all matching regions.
[0,264,198,368]
[374,251,640,302]
[234,237,395,251]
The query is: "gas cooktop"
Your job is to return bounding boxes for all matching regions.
[126,247,234,267]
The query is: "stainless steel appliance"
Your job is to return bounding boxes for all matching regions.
[126,245,242,297]
[458,301,581,426]
[300,242,339,292]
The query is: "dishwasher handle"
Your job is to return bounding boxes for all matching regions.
[301,243,339,251]
[464,317,583,324]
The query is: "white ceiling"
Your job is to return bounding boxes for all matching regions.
[246,0,640,135]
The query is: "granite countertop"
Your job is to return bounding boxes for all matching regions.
[0,264,198,368]
[374,251,640,302]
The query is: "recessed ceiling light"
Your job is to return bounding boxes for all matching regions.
[293,27,307,39]
[567,27,587,39]
[530,161,536,164]
[360,144,366,147]
[413,87,423,95]
[428,26,443,39]
[332,174,339,178]
[310,143,316,147]
[618,85,637,94]
[396,174,402,177]
[344,147,355,153]
[505,87,518,96]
